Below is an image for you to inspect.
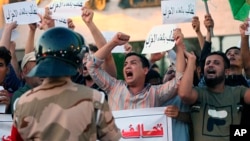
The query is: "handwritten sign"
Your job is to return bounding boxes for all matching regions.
[102,31,125,53]
[113,107,172,141]
[49,0,88,19]
[3,1,40,24]
[54,18,68,27]
[161,0,196,24]
[142,24,176,54]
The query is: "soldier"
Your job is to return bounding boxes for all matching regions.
[9,27,121,141]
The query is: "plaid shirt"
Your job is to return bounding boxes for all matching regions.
[87,55,182,111]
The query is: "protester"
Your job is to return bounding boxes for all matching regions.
[0,47,12,114]
[0,22,22,113]
[162,29,191,141]
[86,29,185,111]
[178,50,250,141]
[9,27,121,141]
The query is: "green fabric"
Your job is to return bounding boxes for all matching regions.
[229,0,250,21]
[11,84,31,113]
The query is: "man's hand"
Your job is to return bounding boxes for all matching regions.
[81,6,94,24]
[165,105,179,118]
[204,14,214,32]
[111,32,130,46]
[67,18,75,30]
[192,16,200,33]
[173,28,185,48]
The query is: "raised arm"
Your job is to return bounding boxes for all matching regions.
[0,22,17,49]
[25,23,37,54]
[174,28,186,75]
[204,14,214,44]
[199,14,214,74]
[192,16,204,49]
[81,6,117,78]
[94,32,130,60]
[178,51,198,105]
[239,21,250,78]
[38,7,55,31]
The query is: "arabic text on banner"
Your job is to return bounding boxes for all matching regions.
[113,107,172,141]
[161,0,196,24]
[142,24,176,54]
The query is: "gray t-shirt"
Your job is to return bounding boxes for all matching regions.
[191,85,247,141]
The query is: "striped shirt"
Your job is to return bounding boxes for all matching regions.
[87,55,182,111]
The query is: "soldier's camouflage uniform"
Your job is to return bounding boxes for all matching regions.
[13,79,121,141]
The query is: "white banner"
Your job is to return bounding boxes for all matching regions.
[161,0,196,24]
[142,24,176,54]
[0,108,172,141]
[3,1,40,24]
[0,114,12,139]
[113,107,172,141]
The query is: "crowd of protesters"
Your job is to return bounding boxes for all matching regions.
[0,4,250,141]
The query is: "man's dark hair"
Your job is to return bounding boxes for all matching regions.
[225,46,240,55]
[207,51,230,69]
[125,52,150,68]
[88,44,98,53]
[0,46,11,66]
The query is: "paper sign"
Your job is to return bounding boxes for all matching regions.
[102,31,125,53]
[54,18,68,27]
[161,0,196,24]
[113,107,172,141]
[49,0,88,19]
[0,114,12,138]
[142,24,176,54]
[3,1,40,24]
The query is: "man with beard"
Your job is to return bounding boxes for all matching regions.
[178,51,250,141]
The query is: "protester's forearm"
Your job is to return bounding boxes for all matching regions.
[94,42,116,60]
[196,31,204,50]
[0,28,11,49]
[25,30,36,54]
[205,31,211,42]
[240,35,250,78]
[178,61,195,103]
[85,21,117,77]
[85,21,107,48]
[175,44,185,76]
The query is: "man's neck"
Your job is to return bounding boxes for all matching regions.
[207,82,225,93]
[229,66,242,75]
[128,83,146,95]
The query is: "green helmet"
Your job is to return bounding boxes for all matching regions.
[28,27,87,77]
